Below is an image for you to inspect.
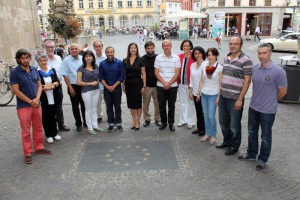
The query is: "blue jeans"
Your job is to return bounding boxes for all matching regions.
[104,85,122,126]
[201,93,217,137]
[218,96,244,149]
[247,107,275,163]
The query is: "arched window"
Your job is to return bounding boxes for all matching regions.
[120,16,127,28]
[77,18,84,30]
[144,16,153,26]
[89,17,95,28]
[132,16,139,27]
[108,17,114,28]
[99,17,104,27]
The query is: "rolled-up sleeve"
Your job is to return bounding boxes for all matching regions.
[60,60,68,77]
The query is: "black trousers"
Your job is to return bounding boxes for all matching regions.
[157,86,177,125]
[55,86,64,126]
[68,84,86,127]
[41,104,58,138]
[193,95,205,132]
[254,32,261,41]
[103,85,122,126]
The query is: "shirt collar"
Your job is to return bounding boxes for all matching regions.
[105,57,117,63]
[162,52,174,58]
[259,60,274,69]
[17,66,34,72]
[227,51,245,62]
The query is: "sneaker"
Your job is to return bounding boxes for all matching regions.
[36,149,52,155]
[54,135,62,141]
[177,122,187,127]
[256,160,266,171]
[187,125,194,129]
[201,135,211,142]
[108,126,114,132]
[117,125,123,132]
[237,155,256,161]
[24,155,33,164]
[210,137,216,145]
[47,137,54,144]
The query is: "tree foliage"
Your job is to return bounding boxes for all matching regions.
[48,17,82,39]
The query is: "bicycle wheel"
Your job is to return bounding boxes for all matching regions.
[0,81,14,106]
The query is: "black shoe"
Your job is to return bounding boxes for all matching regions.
[108,126,114,132]
[169,124,175,132]
[117,125,123,132]
[159,123,167,130]
[216,143,231,149]
[198,131,205,136]
[256,160,266,171]
[192,130,199,134]
[135,127,140,130]
[58,124,70,131]
[155,121,162,127]
[237,155,256,161]
[76,126,82,132]
[97,118,102,123]
[131,126,135,129]
[83,123,87,127]
[143,121,150,127]
[225,147,238,155]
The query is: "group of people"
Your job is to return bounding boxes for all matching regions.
[11,36,287,171]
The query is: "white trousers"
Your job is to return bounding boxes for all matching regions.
[97,90,104,118]
[82,89,100,131]
[178,84,195,125]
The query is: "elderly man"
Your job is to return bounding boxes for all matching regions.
[238,43,287,171]
[154,40,181,132]
[60,43,86,132]
[44,40,70,131]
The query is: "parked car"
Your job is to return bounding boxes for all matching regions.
[260,32,300,52]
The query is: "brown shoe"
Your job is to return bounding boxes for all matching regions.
[24,155,33,164]
[36,149,52,155]
[59,124,70,131]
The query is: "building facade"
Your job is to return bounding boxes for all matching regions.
[205,0,299,37]
[161,0,182,26]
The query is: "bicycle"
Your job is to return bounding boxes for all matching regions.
[0,60,15,106]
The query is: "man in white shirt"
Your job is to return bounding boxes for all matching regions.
[154,40,181,131]
[254,25,261,42]
[143,27,148,42]
[44,40,70,131]
[93,40,106,123]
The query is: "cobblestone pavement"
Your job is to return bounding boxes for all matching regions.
[0,35,299,200]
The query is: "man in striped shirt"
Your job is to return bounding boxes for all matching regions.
[154,40,181,131]
[216,36,253,156]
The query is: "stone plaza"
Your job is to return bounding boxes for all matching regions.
[0,35,299,200]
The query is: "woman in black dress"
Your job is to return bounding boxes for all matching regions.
[123,43,146,130]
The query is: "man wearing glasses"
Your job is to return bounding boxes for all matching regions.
[44,40,70,131]
[216,36,253,156]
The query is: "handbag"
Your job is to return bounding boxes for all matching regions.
[215,37,219,42]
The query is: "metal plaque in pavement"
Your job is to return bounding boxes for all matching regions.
[76,141,179,172]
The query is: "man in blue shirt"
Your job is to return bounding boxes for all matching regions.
[99,46,125,132]
[60,43,85,132]
[10,49,51,164]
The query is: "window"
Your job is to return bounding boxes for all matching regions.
[77,18,84,30]
[132,16,139,26]
[197,3,199,7]
[78,0,84,9]
[127,0,132,7]
[169,3,172,7]
[249,0,256,6]
[162,9,165,14]
[234,0,240,6]
[147,0,152,7]
[98,0,103,8]
[118,0,123,7]
[108,17,114,28]
[137,0,142,7]
[99,17,104,27]
[90,17,95,28]
[265,0,271,6]
[175,4,177,8]
[144,16,152,26]
[120,16,127,27]
[108,0,113,8]
[88,0,93,8]
[218,0,225,7]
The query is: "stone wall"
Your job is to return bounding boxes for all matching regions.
[0,0,41,65]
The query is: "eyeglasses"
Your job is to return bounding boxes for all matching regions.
[45,46,55,49]
[229,43,241,46]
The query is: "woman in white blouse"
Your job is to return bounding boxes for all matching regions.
[188,46,208,136]
[197,48,223,144]
[36,54,62,144]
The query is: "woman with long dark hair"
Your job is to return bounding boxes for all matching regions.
[77,50,102,134]
[122,43,146,130]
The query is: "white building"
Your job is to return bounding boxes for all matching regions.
[165,0,182,26]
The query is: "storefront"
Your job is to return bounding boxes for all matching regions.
[245,13,272,36]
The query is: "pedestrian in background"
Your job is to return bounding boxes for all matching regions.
[36,54,62,144]
[198,48,223,145]
[254,25,261,42]
[142,41,161,128]
[188,46,207,136]
[99,46,125,132]
[216,28,223,49]
[178,40,196,129]
[10,49,51,164]
[238,43,287,171]
[123,43,146,130]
